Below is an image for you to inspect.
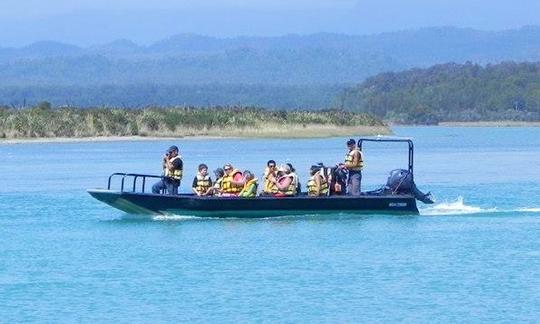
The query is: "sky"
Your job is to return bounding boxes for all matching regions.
[1,0,539,46]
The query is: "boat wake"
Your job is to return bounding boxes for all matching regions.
[420,196,497,216]
[516,207,540,213]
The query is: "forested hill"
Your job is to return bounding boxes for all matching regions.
[2,27,540,108]
[336,62,540,124]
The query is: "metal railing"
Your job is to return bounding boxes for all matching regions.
[107,173,164,193]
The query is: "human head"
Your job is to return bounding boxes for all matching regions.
[310,165,319,176]
[166,145,179,157]
[346,138,356,151]
[243,170,254,181]
[267,160,276,168]
[214,168,224,179]
[278,164,291,174]
[286,163,295,173]
[223,163,234,175]
[198,163,208,175]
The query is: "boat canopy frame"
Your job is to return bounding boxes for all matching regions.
[357,136,414,178]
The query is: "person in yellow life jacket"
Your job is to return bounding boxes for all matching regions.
[239,170,258,198]
[307,166,329,197]
[262,159,278,196]
[341,138,364,195]
[152,145,183,195]
[205,168,225,196]
[271,164,297,197]
[221,163,245,196]
[286,163,301,195]
[192,163,213,196]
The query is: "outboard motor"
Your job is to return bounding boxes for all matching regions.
[386,169,434,204]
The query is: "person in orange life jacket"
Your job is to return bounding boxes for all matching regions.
[271,164,297,197]
[340,138,364,195]
[192,163,212,196]
[152,145,183,195]
[221,163,245,196]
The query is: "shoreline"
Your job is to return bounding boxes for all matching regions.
[0,125,390,144]
[437,121,540,127]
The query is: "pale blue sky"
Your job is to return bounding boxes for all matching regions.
[0,0,538,46]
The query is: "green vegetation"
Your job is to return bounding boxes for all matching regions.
[336,62,540,124]
[0,104,387,139]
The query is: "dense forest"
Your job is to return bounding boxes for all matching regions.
[2,27,540,108]
[0,104,386,139]
[337,62,540,124]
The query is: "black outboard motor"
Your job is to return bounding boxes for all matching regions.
[386,169,433,204]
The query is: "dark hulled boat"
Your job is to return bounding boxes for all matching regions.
[87,137,432,218]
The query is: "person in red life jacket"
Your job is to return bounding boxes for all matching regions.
[220,163,245,196]
[271,164,298,197]
[152,145,183,195]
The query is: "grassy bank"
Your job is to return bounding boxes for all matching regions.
[0,105,389,140]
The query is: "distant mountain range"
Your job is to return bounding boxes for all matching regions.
[2,26,540,108]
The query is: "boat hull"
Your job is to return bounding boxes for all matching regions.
[88,189,419,218]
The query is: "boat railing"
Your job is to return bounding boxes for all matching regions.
[108,173,164,193]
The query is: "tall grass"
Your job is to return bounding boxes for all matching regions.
[0,104,387,139]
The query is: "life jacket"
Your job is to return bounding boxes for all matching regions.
[240,178,258,198]
[276,174,297,196]
[345,149,363,171]
[221,169,243,194]
[263,167,278,193]
[164,156,183,180]
[194,173,211,194]
[307,171,329,196]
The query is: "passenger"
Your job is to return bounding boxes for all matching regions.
[192,163,212,196]
[307,166,329,197]
[286,162,301,195]
[221,163,244,196]
[262,160,278,196]
[341,138,364,195]
[205,168,225,196]
[152,145,183,195]
[272,164,297,197]
[239,170,258,198]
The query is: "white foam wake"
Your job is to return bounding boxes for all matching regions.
[420,196,497,216]
[516,207,540,213]
[152,215,201,221]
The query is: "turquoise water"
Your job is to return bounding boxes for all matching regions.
[1,127,539,322]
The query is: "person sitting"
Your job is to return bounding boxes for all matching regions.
[239,170,258,198]
[221,163,244,196]
[192,163,212,196]
[205,168,224,196]
[152,145,183,195]
[262,160,278,196]
[286,162,301,195]
[307,166,329,197]
[271,165,298,197]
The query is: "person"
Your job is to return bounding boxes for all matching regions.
[272,164,297,197]
[239,170,258,198]
[307,166,329,197]
[286,162,301,195]
[221,163,244,196]
[262,160,278,196]
[205,168,225,196]
[152,145,183,195]
[192,163,212,196]
[341,138,363,195]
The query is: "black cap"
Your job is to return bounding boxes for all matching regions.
[346,139,356,146]
[167,145,179,153]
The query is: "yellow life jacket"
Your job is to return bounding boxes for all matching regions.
[263,167,278,193]
[194,173,211,194]
[240,178,258,198]
[221,169,243,193]
[307,172,329,196]
[345,149,363,171]
[277,174,297,196]
[164,156,183,180]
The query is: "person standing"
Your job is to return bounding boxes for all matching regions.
[342,138,363,195]
[152,145,183,195]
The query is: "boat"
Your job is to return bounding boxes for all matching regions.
[87,137,433,218]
